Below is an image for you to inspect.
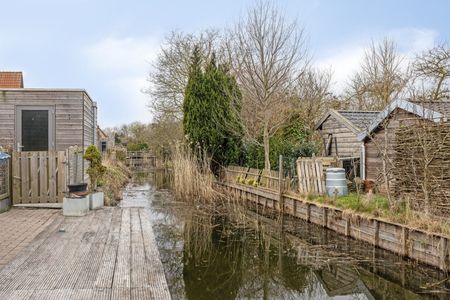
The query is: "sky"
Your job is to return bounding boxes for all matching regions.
[1,0,450,127]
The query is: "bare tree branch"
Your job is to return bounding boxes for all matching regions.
[227,1,309,171]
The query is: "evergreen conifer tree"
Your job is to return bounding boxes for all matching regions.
[183,47,243,170]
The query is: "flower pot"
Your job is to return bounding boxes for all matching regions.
[63,196,89,216]
[89,192,104,210]
[68,183,88,194]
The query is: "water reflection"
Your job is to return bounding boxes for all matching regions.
[139,171,450,299]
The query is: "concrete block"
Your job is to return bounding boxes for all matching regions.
[89,192,104,210]
[63,196,89,216]
[0,198,11,213]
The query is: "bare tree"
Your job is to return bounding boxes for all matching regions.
[147,30,220,120]
[227,1,309,171]
[292,68,334,134]
[412,43,450,101]
[347,38,409,110]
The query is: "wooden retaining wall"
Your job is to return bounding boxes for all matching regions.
[221,182,450,272]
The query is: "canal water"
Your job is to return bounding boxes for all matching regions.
[132,173,450,299]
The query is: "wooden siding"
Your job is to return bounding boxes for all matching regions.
[82,93,95,149]
[0,90,88,151]
[364,108,426,193]
[319,114,361,158]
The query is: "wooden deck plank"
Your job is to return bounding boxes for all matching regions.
[0,289,33,300]
[74,209,113,289]
[50,211,100,290]
[19,213,93,290]
[131,208,148,288]
[111,287,131,300]
[0,187,171,300]
[29,289,72,299]
[113,208,131,288]
[94,208,122,288]
[139,208,171,300]
[131,287,154,300]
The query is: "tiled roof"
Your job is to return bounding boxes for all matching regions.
[338,111,380,131]
[0,72,23,88]
[358,99,450,141]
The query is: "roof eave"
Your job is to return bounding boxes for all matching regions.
[315,109,360,134]
[357,99,445,141]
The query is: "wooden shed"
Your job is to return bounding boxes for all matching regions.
[357,99,450,192]
[0,87,97,152]
[97,126,114,153]
[315,110,379,178]
[0,72,100,203]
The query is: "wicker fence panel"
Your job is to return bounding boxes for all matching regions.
[393,122,450,216]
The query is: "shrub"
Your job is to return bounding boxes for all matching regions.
[83,145,106,191]
[127,143,149,152]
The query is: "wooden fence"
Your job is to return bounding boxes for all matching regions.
[0,158,10,202]
[225,156,338,195]
[224,166,283,191]
[126,151,157,172]
[12,151,67,204]
[297,157,325,195]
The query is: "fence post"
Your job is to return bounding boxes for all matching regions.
[278,155,284,227]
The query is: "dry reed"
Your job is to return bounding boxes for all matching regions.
[171,144,220,202]
[100,153,132,206]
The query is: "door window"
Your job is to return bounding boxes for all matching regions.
[21,110,49,151]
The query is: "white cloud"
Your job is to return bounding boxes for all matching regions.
[315,28,439,93]
[85,36,159,72]
[316,45,366,92]
[84,36,160,126]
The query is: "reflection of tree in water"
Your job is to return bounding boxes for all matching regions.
[148,180,443,300]
[183,214,244,300]
[182,210,311,300]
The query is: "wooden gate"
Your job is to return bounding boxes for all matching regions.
[12,151,67,204]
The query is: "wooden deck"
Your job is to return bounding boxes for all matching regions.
[0,205,171,299]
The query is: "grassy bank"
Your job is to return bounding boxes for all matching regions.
[99,156,132,206]
[299,192,450,236]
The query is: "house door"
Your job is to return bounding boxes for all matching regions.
[16,106,55,151]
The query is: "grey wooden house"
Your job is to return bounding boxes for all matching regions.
[0,72,97,152]
[315,109,379,178]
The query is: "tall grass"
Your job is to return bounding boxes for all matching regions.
[171,144,219,202]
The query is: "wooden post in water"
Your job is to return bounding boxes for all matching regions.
[278,155,284,228]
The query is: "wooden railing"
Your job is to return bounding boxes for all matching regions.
[224,156,337,195]
[126,151,157,172]
[224,165,287,192]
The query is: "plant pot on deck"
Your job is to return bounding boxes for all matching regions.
[63,196,89,216]
[67,183,88,194]
[89,191,104,210]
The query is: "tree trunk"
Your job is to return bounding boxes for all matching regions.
[263,124,271,172]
